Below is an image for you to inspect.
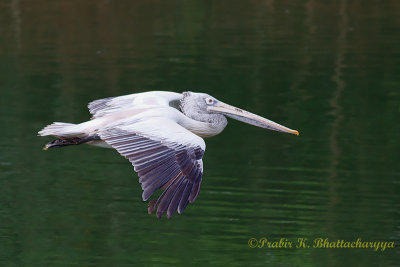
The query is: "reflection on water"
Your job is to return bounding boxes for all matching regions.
[1,0,399,266]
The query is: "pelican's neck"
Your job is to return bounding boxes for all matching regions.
[178,113,227,138]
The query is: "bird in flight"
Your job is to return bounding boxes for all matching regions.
[39,91,299,218]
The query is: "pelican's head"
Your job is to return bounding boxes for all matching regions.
[180,91,299,136]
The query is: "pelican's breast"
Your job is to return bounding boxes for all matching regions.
[177,114,227,138]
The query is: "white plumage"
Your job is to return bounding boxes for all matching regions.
[39,91,299,218]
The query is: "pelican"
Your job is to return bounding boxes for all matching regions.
[38,91,299,218]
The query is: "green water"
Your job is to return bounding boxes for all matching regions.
[1,1,399,266]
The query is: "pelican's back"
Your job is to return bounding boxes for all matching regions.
[88,91,182,119]
[38,91,184,148]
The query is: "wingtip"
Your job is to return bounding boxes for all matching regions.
[156,211,163,219]
[148,200,156,214]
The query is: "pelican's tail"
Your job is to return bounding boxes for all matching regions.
[38,122,100,150]
[38,122,81,138]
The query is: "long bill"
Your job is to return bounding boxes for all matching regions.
[207,101,299,136]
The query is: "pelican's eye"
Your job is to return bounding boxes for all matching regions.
[205,97,214,105]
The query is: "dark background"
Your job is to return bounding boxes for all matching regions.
[0,0,399,266]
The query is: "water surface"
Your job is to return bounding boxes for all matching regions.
[0,1,399,266]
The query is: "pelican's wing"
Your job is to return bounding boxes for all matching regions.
[88,91,182,119]
[98,117,205,219]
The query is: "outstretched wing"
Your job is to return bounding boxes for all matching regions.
[88,91,182,119]
[98,117,205,219]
